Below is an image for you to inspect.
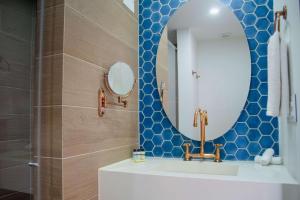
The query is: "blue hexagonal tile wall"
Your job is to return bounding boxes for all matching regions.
[139,0,279,160]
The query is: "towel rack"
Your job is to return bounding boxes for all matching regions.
[274,5,287,32]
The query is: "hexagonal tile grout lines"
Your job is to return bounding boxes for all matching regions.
[139,0,278,160]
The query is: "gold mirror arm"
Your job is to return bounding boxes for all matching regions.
[106,96,127,108]
[98,89,128,117]
[98,88,106,117]
[118,96,128,107]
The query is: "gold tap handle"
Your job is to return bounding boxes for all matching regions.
[214,144,223,163]
[200,110,208,125]
[183,143,191,161]
[183,143,191,150]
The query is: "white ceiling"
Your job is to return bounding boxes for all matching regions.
[167,0,245,43]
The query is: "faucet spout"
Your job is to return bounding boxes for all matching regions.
[184,108,221,162]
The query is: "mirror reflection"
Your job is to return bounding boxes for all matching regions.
[106,62,135,96]
[156,0,251,141]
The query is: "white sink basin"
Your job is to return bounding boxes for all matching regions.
[99,158,298,200]
[153,160,239,176]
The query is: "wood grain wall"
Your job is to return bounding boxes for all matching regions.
[36,0,138,199]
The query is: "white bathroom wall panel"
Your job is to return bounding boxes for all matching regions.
[197,37,251,140]
[275,0,300,198]
[167,41,177,127]
[177,29,199,138]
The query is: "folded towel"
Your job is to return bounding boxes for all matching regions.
[260,148,275,166]
[254,155,262,163]
[267,31,281,116]
[280,39,290,117]
[255,155,283,165]
[271,156,283,165]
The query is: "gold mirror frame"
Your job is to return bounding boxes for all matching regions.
[104,72,136,99]
[98,64,136,117]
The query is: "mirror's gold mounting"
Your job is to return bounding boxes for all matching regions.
[106,96,128,108]
[117,96,128,107]
[99,62,135,117]
[98,89,128,117]
[98,88,106,117]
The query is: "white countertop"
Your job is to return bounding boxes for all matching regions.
[100,157,298,185]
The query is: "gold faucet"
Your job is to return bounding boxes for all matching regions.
[183,109,222,162]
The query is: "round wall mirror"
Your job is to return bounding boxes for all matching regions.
[106,62,135,97]
[156,0,251,141]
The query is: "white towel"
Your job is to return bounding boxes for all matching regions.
[267,31,281,116]
[280,39,290,117]
[254,155,283,165]
[254,155,262,163]
[260,148,274,166]
[271,156,283,165]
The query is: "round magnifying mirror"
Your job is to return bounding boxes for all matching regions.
[156,0,251,141]
[106,62,135,96]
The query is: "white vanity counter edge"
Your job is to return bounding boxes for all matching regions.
[99,157,298,185]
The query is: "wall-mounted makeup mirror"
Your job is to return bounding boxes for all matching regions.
[156,0,251,141]
[98,62,135,116]
[106,62,135,97]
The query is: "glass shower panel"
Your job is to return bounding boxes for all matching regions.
[0,0,40,199]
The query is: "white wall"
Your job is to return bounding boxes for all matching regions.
[196,37,250,140]
[168,41,178,127]
[274,0,300,199]
[122,0,135,13]
[177,29,199,138]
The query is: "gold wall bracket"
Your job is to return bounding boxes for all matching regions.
[98,88,128,117]
[274,5,287,32]
[98,88,106,117]
[108,96,128,108]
